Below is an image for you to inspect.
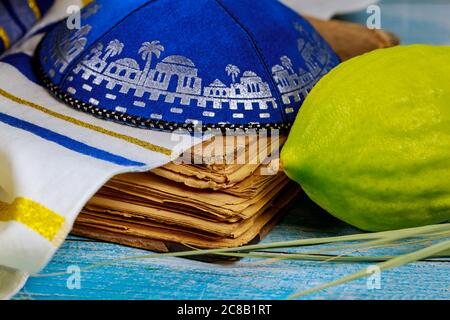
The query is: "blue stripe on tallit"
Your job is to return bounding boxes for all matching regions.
[0,111,146,167]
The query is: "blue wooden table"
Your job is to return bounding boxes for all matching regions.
[14,0,450,300]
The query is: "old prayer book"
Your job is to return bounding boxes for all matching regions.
[73,134,299,253]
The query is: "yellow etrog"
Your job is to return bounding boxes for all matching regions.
[281,45,450,231]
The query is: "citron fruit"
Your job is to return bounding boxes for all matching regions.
[281,45,450,231]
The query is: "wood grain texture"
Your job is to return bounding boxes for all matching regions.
[14,195,450,300]
[13,0,450,300]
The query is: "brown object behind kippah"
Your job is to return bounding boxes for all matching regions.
[305,16,400,61]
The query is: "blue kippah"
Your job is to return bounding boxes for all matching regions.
[36,0,340,132]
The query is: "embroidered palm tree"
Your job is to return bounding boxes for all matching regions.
[280,56,294,74]
[226,64,240,84]
[89,43,103,59]
[294,22,304,34]
[138,40,165,85]
[102,39,124,62]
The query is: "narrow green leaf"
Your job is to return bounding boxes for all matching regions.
[288,239,450,299]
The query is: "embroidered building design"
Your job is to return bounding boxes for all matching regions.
[69,39,278,119]
[51,24,92,73]
[48,17,337,123]
[272,22,336,111]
